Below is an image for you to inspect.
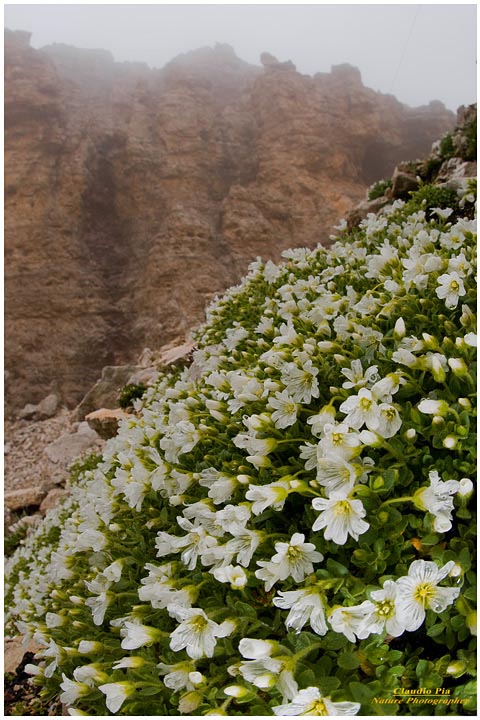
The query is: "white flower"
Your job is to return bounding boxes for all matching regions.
[328,605,372,643]
[168,606,234,659]
[280,359,319,403]
[436,271,466,308]
[339,388,380,430]
[306,405,336,437]
[269,533,323,583]
[395,560,460,632]
[120,621,162,650]
[98,682,134,713]
[312,493,369,545]
[212,564,248,589]
[85,591,111,626]
[374,403,402,438]
[316,455,357,494]
[157,661,200,692]
[341,359,379,389]
[60,674,91,706]
[432,207,453,220]
[413,470,462,532]
[356,580,406,639]
[267,390,299,429]
[246,480,291,515]
[317,423,362,461]
[224,529,263,567]
[273,588,328,635]
[239,637,277,659]
[273,686,360,716]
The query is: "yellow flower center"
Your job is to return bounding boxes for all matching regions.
[359,397,372,410]
[286,545,303,561]
[333,500,351,516]
[413,582,435,607]
[331,432,344,445]
[376,599,394,618]
[382,407,397,420]
[450,280,460,292]
[310,700,328,716]
[191,615,209,631]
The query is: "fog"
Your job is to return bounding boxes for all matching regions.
[4,3,477,111]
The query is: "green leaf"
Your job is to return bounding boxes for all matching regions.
[348,681,375,703]
[338,652,360,670]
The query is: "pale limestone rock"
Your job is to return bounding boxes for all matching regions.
[85,408,130,439]
[4,637,42,674]
[17,394,59,421]
[44,428,99,465]
[74,365,140,420]
[5,30,456,413]
[4,487,47,510]
[40,488,69,514]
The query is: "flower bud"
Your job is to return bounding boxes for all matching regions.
[443,435,457,449]
[458,478,474,497]
[224,685,250,698]
[178,691,202,713]
[77,640,104,654]
[404,428,416,441]
[418,399,449,416]
[467,610,477,635]
[446,660,467,676]
[448,358,469,376]
[393,317,406,339]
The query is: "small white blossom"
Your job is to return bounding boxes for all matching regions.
[436,271,466,308]
[168,606,235,659]
[267,390,299,429]
[395,560,460,632]
[413,470,462,532]
[312,493,369,545]
[98,682,134,713]
[273,686,360,716]
[273,587,328,635]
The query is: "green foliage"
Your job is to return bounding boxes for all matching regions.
[439,133,455,160]
[118,382,147,409]
[4,521,29,558]
[406,183,459,218]
[461,116,477,162]
[68,452,103,485]
[368,179,392,201]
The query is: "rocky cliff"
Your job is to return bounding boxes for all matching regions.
[5,30,456,411]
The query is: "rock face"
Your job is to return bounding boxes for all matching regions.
[4,30,456,412]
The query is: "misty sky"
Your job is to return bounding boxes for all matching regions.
[4,3,477,111]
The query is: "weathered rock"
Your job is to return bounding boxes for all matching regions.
[159,341,196,367]
[4,487,47,511]
[44,428,99,465]
[4,30,455,412]
[18,393,59,421]
[126,367,159,386]
[39,488,69,514]
[346,196,391,229]
[4,637,43,674]
[391,168,420,198]
[85,408,130,439]
[74,365,140,420]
